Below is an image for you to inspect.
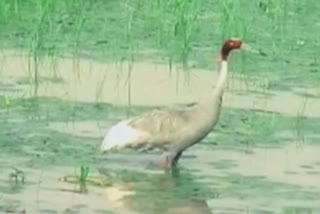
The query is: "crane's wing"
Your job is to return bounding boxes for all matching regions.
[128,103,199,148]
[129,102,197,134]
[171,101,198,109]
[101,102,199,151]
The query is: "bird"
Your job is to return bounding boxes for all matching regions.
[101,38,255,170]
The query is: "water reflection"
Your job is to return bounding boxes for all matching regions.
[99,167,213,214]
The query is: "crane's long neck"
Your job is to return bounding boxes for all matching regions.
[214,60,228,97]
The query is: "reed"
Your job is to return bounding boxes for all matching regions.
[171,0,199,86]
[28,0,52,96]
[124,0,135,117]
[78,165,90,193]
[295,96,308,145]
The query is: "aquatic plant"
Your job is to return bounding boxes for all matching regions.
[171,0,200,87]
[295,96,308,145]
[78,165,90,193]
[9,168,25,186]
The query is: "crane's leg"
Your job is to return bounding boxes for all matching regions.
[158,153,170,170]
[172,151,183,167]
[158,150,183,170]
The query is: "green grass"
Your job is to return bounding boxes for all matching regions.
[78,165,90,193]
[0,0,319,90]
[210,107,320,150]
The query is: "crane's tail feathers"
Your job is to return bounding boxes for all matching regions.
[100,120,148,152]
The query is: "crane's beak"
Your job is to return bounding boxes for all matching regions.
[241,43,267,56]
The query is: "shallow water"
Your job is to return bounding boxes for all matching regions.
[1,143,320,214]
[1,51,320,117]
[1,52,320,214]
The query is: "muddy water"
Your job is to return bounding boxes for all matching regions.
[1,50,320,117]
[1,51,320,214]
[1,143,319,214]
[186,144,320,213]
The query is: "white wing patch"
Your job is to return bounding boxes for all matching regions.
[100,120,150,151]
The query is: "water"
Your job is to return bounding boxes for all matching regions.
[1,52,320,214]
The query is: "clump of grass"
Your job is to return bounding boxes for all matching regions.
[61,165,115,193]
[62,165,90,193]
[70,1,87,79]
[150,0,200,91]
[218,0,251,90]
[9,168,25,187]
[151,0,173,75]
[171,0,200,87]
[78,165,90,193]
[123,0,136,117]
[28,0,53,96]
[218,0,249,44]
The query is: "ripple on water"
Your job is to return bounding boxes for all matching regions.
[185,143,320,214]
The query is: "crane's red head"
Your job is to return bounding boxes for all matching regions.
[221,38,243,61]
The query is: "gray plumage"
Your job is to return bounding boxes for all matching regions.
[101,38,245,169]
